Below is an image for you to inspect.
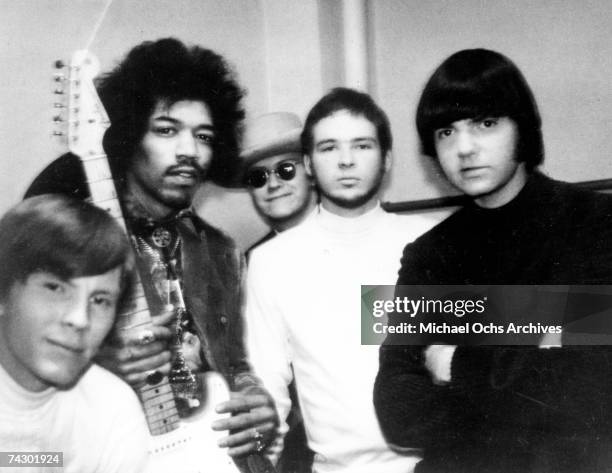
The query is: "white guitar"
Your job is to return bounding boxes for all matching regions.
[54,49,242,473]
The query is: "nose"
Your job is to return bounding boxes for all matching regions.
[176,131,198,161]
[456,130,476,159]
[266,171,282,190]
[61,292,90,331]
[338,145,355,168]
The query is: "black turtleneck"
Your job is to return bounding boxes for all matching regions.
[398,172,612,285]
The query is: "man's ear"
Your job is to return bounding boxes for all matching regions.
[304,154,314,178]
[383,151,392,173]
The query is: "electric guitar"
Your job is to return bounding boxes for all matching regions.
[54,49,242,473]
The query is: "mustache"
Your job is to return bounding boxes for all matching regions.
[166,161,207,179]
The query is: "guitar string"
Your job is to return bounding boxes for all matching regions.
[84,0,114,51]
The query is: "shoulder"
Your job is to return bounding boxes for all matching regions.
[396,208,469,284]
[77,366,149,472]
[381,211,441,242]
[253,215,315,258]
[408,207,468,252]
[77,365,142,409]
[546,175,612,215]
[246,230,276,257]
[248,219,316,283]
[191,215,238,249]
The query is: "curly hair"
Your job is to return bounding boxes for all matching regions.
[97,37,245,185]
[416,48,544,170]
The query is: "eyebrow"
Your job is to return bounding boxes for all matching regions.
[151,115,215,132]
[315,137,377,146]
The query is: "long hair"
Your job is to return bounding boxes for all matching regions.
[416,48,544,169]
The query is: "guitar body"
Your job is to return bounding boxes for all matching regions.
[146,372,239,473]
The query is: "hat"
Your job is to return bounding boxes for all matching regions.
[240,112,303,168]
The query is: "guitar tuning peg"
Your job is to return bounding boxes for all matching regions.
[53,103,65,108]
[52,130,64,136]
[54,88,64,95]
[53,73,65,82]
[54,60,66,69]
[53,115,63,123]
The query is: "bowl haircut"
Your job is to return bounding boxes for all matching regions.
[0,194,134,314]
[416,48,544,170]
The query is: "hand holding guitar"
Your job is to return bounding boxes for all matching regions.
[96,310,174,386]
[212,386,279,457]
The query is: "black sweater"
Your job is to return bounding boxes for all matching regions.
[375,173,612,473]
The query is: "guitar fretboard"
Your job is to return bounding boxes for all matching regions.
[80,154,181,435]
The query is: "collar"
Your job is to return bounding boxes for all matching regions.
[0,360,56,410]
[121,190,197,236]
[315,202,387,237]
[467,171,549,217]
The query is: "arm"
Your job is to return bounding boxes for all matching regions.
[242,249,295,460]
[211,248,279,457]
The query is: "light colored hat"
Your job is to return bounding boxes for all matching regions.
[240,112,303,168]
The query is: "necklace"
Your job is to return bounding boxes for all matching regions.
[134,228,200,409]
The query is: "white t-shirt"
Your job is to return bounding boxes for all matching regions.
[0,362,148,473]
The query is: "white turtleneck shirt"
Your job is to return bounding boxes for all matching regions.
[0,362,148,473]
[246,204,434,473]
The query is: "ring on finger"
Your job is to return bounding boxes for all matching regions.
[253,429,265,452]
[137,329,155,345]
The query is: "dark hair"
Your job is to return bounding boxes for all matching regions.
[0,195,134,312]
[416,48,544,169]
[301,87,392,156]
[97,37,245,185]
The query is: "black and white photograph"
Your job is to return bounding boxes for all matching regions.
[1,1,611,472]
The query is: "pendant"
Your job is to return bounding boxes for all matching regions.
[151,226,172,248]
[169,351,201,411]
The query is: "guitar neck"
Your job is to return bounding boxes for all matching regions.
[80,153,181,435]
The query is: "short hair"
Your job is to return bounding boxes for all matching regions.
[0,195,134,312]
[416,48,544,169]
[97,37,245,186]
[301,87,393,156]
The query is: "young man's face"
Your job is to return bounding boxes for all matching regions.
[0,268,122,392]
[305,110,390,217]
[434,116,527,208]
[247,153,314,229]
[127,99,215,218]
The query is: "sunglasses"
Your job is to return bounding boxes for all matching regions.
[245,161,302,189]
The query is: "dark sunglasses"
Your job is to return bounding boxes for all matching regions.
[245,161,302,189]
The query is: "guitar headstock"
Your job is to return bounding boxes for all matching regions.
[52,50,110,158]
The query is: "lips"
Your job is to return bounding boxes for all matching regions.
[266,193,292,202]
[166,166,200,184]
[338,177,360,185]
[460,166,487,177]
[47,338,86,355]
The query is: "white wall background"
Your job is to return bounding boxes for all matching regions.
[371,0,612,203]
[1,0,611,248]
